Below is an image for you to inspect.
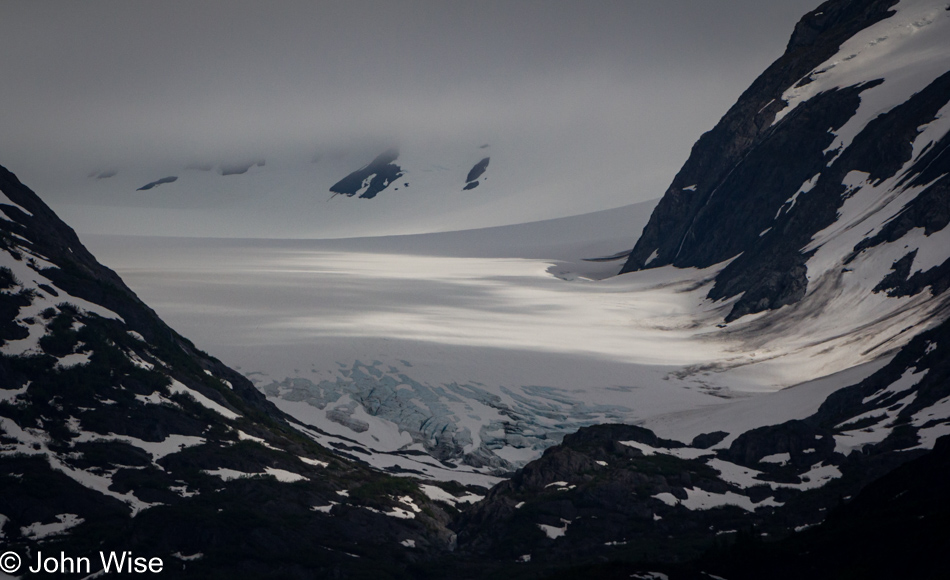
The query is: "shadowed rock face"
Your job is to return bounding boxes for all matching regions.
[329,148,404,199]
[1,164,460,577]
[622,0,901,269]
[136,175,178,191]
[449,316,950,576]
[464,157,490,190]
[710,71,950,321]
[695,434,950,580]
[618,0,934,321]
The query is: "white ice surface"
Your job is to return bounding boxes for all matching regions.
[538,520,571,539]
[203,468,253,481]
[788,463,842,491]
[168,379,240,420]
[419,484,483,507]
[202,467,308,483]
[708,457,841,492]
[759,453,790,466]
[631,573,669,580]
[54,352,92,369]
[72,430,206,463]
[264,467,308,483]
[834,389,918,455]
[82,167,948,482]
[776,173,819,218]
[363,505,415,520]
[135,391,178,407]
[863,368,926,404]
[706,459,767,489]
[620,440,713,460]
[643,359,890,446]
[909,394,950,449]
[654,488,782,512]
[237,430,280,450]
[398,495,422,514]
[286,417,503,488]
[299,456,329,468]
[20,513,84,540]
[311,502,337,513]
[0,383,28,404]
[48,120,680,241]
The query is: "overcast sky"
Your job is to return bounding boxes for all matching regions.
[0,0,822,236]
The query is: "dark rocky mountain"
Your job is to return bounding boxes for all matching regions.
[464,157,490,190]
[620,0,950,322]
[446,316,949,576]
[694,430,950,580]
[136,176,178,191]
[491,431,950,580]
[1,164,468,577]
[329,149,405,199]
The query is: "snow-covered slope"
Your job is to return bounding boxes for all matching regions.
[48,139,644,240]
[90,201,725,486]
[80,194,929,486]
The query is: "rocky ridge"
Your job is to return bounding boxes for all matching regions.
[447,317,950,575]
[1,164,471,578]
[621,0,950,324]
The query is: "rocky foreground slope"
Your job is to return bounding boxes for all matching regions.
[447,317,950,576]
[1,164,470,578]
[3,0,950,578]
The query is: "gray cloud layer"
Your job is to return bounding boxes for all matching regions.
[0,1,820,223]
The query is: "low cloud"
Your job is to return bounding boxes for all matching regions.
[0,0,820,226]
